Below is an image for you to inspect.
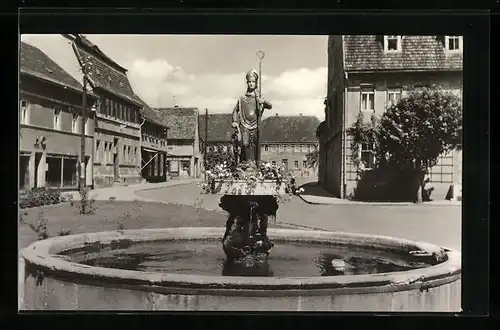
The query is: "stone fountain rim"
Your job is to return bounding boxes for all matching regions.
[19,227,461,296]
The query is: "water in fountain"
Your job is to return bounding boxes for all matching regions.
[61,240,438,277]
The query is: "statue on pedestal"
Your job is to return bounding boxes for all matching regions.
[217,68,279,276]
[231,69,272,163]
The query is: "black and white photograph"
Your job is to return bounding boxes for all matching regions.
[18,33,464,312]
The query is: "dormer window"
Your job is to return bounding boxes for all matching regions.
[384,35,402,52]
[445,36,462,51]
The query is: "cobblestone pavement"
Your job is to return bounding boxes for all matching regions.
[135,183,462,251]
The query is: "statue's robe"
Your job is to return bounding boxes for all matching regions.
[232,92,272,162]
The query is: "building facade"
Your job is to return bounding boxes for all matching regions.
[321,35,463,198]
[19,42,97,191]
[137,96,169,183]
[154,107,201,179]
[68,35,143,188]
[260,114,320,179]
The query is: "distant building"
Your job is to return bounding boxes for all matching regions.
[260,114,320,179]
[19,42,98,191]
[136,95,169,183]
[154,107,201,179]
[67,34,144,187]
[198,113,235,167]
[321,35,463,198]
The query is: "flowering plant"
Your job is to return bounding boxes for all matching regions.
[199,160,301,202]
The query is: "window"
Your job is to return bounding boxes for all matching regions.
[360,143,376,169]
[20,100,29,124]
[387,89,402,109]
[446,36,461,51]
[271,160,276,165]
[294,160,299,168]
[71,110,79,133]
[294,144,300,152]
[96,140,101,163]
[282,159,288,170]
[53,108,61,130]
[384,35,402,52]
[123,145,127,161]
[112,101,117,117]
[264,145,268,151]
[361,86,375,112]
[303,160,307,168]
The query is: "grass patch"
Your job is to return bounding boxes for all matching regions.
[18,201,287,251]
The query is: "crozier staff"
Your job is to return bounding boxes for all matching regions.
[231,69,272,163]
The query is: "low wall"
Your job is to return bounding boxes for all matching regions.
[19,228,461,311]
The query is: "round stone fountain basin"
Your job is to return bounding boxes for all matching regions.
[19,227,461,311]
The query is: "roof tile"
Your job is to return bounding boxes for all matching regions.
[343,35,463,72]
[73,36,142,106]
[20,41,83,92]
[261,115,321,143]
[153,107,198,140]
[198,113,234,142]
[134,95,167,128]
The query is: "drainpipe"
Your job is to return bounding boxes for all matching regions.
[342,71,348,199]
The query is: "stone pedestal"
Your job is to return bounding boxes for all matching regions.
[213,180,286,276]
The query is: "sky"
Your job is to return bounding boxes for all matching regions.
[21,34,328,120]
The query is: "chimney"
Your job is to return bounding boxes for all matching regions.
[299,113,303,116]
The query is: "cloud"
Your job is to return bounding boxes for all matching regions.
[127,58,326,120]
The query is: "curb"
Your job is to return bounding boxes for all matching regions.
[297,185,462,207]
[133,180,199,193]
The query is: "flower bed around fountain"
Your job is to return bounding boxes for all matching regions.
[19,227,461,311]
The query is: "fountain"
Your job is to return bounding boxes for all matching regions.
[18,227,461,311]
[18,63,460,311]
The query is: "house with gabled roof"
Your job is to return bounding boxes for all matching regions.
[153,106,201,179]
[19,41,98,191]
[198,112,235,155]
[135,95,169,183]
[321,35,463,199]
[63,34,144,187]
[260,114,320,179]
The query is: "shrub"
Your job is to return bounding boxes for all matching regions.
[74,188,97,215]
[347,87,462,202]
[19,188,62,209]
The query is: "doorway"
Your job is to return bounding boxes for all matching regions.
[19,154,30,191]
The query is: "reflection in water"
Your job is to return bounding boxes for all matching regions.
[221,259,274,277]
[65,241,433,277]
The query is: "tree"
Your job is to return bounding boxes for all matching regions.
[348,87,462,202]
[305,150,319,168]
[203,143,237,172]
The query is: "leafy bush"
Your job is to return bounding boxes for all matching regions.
[347,87,462,202]
[19,188,62,209]
[74,188,97,215]
[204,143,238,173]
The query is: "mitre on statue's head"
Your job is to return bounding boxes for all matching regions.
[245,69,259,81]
